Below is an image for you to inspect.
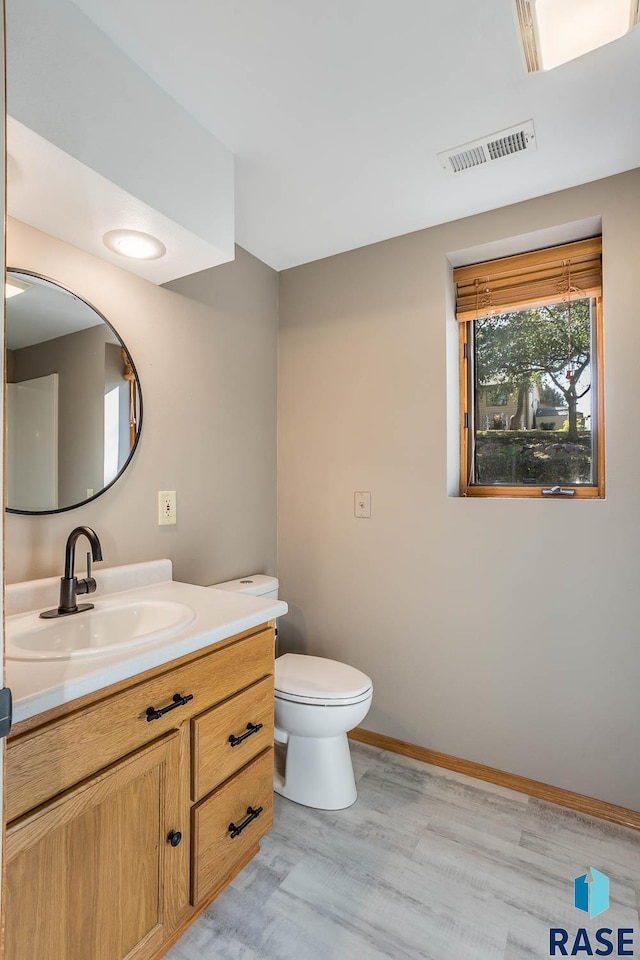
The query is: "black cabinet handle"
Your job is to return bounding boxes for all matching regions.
[228,721,263,747]
[167,831,182,847]
[228,806,263,839]
[146,692,193,722]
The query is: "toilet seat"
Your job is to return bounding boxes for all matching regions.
[275,654,373,707]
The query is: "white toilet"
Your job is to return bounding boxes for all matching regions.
[210,575,373,811]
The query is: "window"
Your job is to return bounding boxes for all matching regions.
[484,386,509,407]
[104,386,120,487]
[456,238,604,498]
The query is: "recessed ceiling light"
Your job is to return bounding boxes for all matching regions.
[103,229,167,260]
[5,277,32,299]
[516,0,640,72]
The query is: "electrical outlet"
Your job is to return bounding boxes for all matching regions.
[158,490,177,525]
[354,491,371,518]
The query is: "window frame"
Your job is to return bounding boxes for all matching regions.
[458,262,605,500]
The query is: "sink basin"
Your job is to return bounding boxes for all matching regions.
[7,599,196,661]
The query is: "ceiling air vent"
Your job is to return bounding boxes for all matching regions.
[438,121,536,175]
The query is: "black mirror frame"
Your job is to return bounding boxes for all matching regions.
[5,268,144,516]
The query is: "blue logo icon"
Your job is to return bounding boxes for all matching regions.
[574,868,610,919]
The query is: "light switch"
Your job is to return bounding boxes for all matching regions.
[158,490,177,525]
[354,491,371,518]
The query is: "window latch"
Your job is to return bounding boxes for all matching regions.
[541,486,576,497]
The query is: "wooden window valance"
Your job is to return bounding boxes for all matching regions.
[453,237,602,322]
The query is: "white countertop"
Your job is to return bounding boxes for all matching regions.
[6,560,287,725]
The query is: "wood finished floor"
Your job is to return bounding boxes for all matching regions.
[167,742,640,960]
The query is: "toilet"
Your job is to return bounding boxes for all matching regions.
[210,575,373,811]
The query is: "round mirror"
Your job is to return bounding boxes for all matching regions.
[6,269,143,514]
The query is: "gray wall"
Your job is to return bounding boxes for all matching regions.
[6,218,278,588]
[278,169,640,811]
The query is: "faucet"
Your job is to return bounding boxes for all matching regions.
[40,526,104,619]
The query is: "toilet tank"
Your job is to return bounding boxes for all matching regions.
[209,574,279,600]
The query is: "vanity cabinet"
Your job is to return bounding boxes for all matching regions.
[5,623,275,960]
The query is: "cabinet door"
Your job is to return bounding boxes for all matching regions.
[5,731,183,960]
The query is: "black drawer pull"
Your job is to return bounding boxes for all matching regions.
[228,722,263,747]
[146,692,194,722]
[228,806,263,839]
[167,830,182,847]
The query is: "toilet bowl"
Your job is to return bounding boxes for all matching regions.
[274,653,372,810]
[209,575,373,811]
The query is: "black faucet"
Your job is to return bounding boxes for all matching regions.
[40,526,104,619]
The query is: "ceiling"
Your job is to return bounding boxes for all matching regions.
[17,0,640,273]
[6,273,106,351]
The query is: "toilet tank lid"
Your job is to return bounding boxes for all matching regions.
[209,574,279,597]
[275,654,372,700]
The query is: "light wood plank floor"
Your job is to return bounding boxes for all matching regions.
[167,742,640,960]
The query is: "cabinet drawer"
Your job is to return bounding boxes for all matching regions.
[191,748,273,905]
[192,677,273,801]
[7,628,274,822]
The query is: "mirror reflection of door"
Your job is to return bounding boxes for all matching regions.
[5,270,141,514]
[7,373,58,510]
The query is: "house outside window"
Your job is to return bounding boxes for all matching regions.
[455,238,604,498]
[478,383,539,430]
[484,386,508,406]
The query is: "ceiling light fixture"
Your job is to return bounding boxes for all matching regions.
[103,229,167,260]
[5,277,32,299]
[516,0,640,72]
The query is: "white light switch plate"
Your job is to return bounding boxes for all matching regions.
[354,491,371,518]
[158,490,177,525]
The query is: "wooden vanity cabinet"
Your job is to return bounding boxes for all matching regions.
[5,623,275,960]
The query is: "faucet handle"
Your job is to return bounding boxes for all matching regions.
[85,551,97,593]
[75,552,97,598]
